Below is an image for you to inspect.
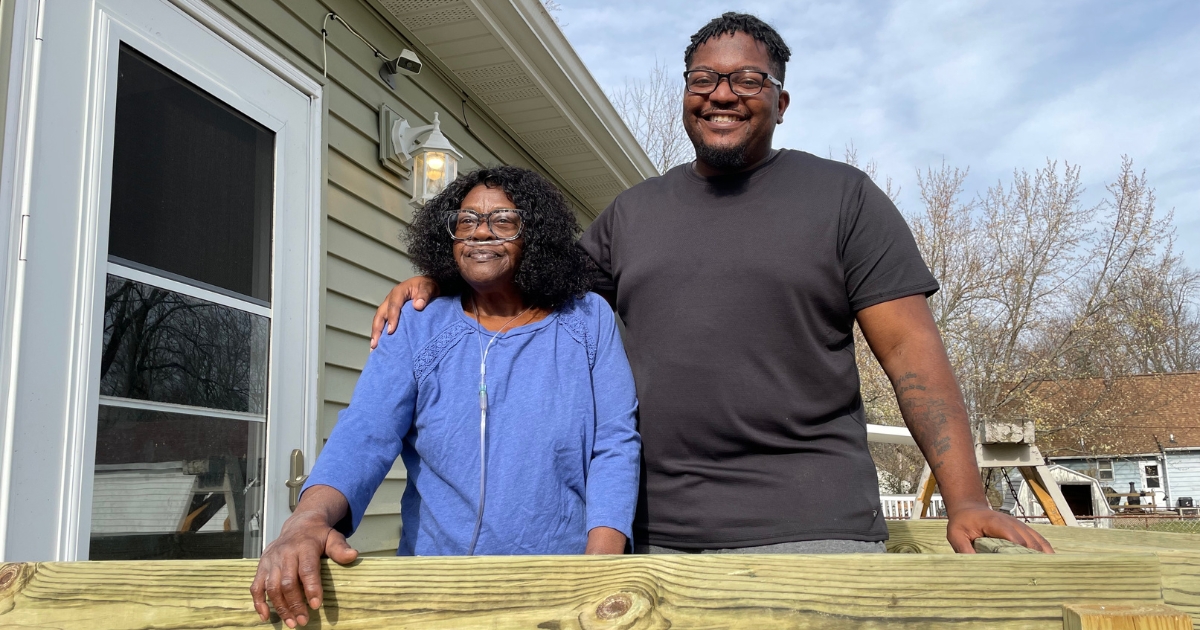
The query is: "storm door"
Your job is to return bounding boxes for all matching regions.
[4,0,320,562]
[88,45,275,560]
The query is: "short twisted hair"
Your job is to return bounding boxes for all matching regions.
[685,12,792,84]
[406,166,594,310]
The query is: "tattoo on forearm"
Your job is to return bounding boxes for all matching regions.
[895,372,927,395]
[893,371,955,463]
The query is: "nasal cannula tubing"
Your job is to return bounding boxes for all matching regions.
[467,298,532,555]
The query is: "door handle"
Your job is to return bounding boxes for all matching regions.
[285,449,309,512]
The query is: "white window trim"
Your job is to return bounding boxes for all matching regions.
[107,260,272,319]
[99,395,267,424]
[1142,462,1162,489]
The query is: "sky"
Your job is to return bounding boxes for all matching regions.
[554,0,1200,267]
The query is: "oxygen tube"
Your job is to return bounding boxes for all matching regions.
[467,298,531,555]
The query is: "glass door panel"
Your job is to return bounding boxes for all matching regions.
[100,275,268,414]
[108,44,273,303]
[89,405,264,560]
[89,44,275,560]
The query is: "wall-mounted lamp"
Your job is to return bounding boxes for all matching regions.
[379,105,463,206]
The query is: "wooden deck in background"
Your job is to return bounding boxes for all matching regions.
[0,521,1196,629]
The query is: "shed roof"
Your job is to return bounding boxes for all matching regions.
[371,0,657,217]
[1025,372,1200,457]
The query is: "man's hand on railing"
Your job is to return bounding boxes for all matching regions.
[946,504,1054,554]
[370,276,440,349]
[250,485,357,628]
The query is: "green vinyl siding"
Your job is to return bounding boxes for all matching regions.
[0,0,15,169]
[209,0,546,554]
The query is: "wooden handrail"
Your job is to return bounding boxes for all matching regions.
[0,521,1195,629]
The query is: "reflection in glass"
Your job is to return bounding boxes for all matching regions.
[89,405,264,560]
[108,44,274,302]
[101,274,268,414]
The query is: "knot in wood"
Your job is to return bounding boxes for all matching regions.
[0,563,24,590]
[595,593,632,619]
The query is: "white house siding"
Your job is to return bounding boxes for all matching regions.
[209,0,553,556]
[0,0,15,161]
[1054,456,1190,507]
[1058,458,1147,490]
[1113,459,1148,494]
[1165,450,1200,507]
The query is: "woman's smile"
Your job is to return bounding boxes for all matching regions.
[464,246,503,261]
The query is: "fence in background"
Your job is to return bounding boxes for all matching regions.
[881,494,946,519]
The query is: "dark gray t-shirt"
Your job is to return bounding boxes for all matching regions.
[579,149,939,548]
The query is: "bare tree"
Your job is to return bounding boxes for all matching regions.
[608,60,691,174]
[541,0,566,27]
[1115,246,1200,373]
[853,154,1200,489]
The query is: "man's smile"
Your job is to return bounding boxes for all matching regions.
[701,111,748,128]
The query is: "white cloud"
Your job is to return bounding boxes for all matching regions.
[558,0,1200,264]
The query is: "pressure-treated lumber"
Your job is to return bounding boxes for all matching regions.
[1063,603,1192,630]
[972,536,1040,554]
[886,519,1200,554]
[0,553,1168,629]
[887,520,1200,629]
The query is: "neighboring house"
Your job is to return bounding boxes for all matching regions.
[0,0,653,562]
[999,464,1117,526]
[1024,372,1200,512]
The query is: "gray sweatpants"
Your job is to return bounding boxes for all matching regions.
[635,539,887,554]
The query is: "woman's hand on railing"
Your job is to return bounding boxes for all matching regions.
[250,485,356,628]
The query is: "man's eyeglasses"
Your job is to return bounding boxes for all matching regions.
[684,70,783,96]
[446,209,524,242]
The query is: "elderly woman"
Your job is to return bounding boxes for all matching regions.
[252,166,639,626]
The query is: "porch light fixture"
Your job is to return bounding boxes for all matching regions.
[379,105,463,206]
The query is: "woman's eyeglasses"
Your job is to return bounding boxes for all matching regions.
[446,209,524,242]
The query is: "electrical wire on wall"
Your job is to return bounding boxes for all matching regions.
[321,12,390,79]
[461,91,471,130]
[317,10,541,183]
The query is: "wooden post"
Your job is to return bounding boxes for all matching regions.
[909,463,937,519]
[1063,603,1192,630]
[1019,464,1076,526]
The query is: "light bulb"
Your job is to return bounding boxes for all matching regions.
[425,152,445,171]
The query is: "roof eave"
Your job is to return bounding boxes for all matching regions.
[490,0,657,183]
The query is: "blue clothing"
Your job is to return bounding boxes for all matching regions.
[302,292,640,555]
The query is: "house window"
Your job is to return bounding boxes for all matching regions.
[89,45,274,561]
[1144,464,1161,489]
[1097,459,1114,481]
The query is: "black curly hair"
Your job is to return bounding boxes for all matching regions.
[406,165,594,311]
[684,12,791,84]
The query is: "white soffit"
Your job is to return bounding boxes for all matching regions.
[375,0,657,217]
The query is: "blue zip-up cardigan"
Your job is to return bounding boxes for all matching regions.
[302,292,640,555]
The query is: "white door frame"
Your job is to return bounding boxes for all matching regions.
[0,0,323,561]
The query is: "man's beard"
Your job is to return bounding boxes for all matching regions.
[694,139,749,172]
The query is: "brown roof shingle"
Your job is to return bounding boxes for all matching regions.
[1018,372,1200,457]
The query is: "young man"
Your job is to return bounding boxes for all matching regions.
[373,13,1051,555]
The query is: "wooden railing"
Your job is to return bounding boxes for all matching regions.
[1,521,1197,629]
